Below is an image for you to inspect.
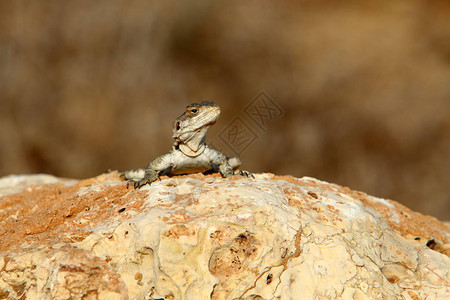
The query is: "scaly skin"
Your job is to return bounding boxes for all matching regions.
[123,101,251,188]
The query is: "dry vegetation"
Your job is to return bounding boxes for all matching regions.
[0,0,449,219]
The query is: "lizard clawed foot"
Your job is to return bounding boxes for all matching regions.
[126,178,154,189]
[125,169,159,189]
[235,170,255,178]
[127,178,150,189]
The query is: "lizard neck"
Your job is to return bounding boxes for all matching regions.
[177,143,206,157]
[173,126,209,155]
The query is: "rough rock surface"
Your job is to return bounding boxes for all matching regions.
[0,173,449,299]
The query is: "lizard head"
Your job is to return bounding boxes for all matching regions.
[172,101,221,151]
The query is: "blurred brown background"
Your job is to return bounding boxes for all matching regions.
[1,1,449,220]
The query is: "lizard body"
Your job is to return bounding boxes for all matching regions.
[123,101,248,188]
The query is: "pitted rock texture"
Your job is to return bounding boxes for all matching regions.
[0,173,449,299]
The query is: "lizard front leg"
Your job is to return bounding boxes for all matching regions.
[130,168,159,189]
[123,152,175,189]
[204,147,254,179]
[204,147,234,178]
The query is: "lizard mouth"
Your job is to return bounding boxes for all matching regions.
[192,120,216,132]
[175,120,216,133]
[205,120,217,126]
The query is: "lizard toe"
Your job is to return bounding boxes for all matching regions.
[236,170,254,178]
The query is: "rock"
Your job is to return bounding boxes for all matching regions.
[0,172,448,299]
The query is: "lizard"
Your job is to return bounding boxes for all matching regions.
[122,101,251,188]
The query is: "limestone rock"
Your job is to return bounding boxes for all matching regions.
[0,172,448,299]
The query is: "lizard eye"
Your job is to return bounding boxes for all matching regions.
[175,122,180,130]
[190,109,198,114]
